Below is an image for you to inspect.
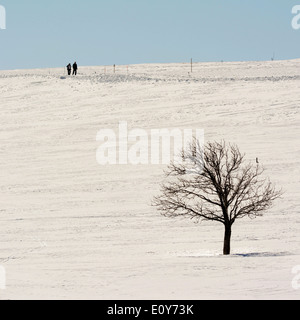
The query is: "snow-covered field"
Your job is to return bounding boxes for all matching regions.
[0,60,300,300]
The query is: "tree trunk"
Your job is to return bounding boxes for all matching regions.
[223,224,232,255]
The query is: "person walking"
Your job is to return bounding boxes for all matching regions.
[72,62,78,75]
[66,63,72,76]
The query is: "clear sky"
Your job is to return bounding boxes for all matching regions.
[0,0,300,70]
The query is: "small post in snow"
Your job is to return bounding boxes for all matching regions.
[271,52,275,61]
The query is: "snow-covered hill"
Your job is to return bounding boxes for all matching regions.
[0,60,300,299]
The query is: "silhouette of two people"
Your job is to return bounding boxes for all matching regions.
[66,62,78,76]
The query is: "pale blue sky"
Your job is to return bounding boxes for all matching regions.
[0,0,300,69]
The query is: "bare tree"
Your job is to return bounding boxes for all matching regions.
[153,140,282,255]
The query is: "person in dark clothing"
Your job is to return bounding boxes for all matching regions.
[66,63,72,76]
[72,62,78,75]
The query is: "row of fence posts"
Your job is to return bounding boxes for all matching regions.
[103,59,194,75]
[102,56,277,75]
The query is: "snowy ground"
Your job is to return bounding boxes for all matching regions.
[0,60,300,300]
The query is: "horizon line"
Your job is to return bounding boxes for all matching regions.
[0,57,299,72]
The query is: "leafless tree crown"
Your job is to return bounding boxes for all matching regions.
[153,140,282,226]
